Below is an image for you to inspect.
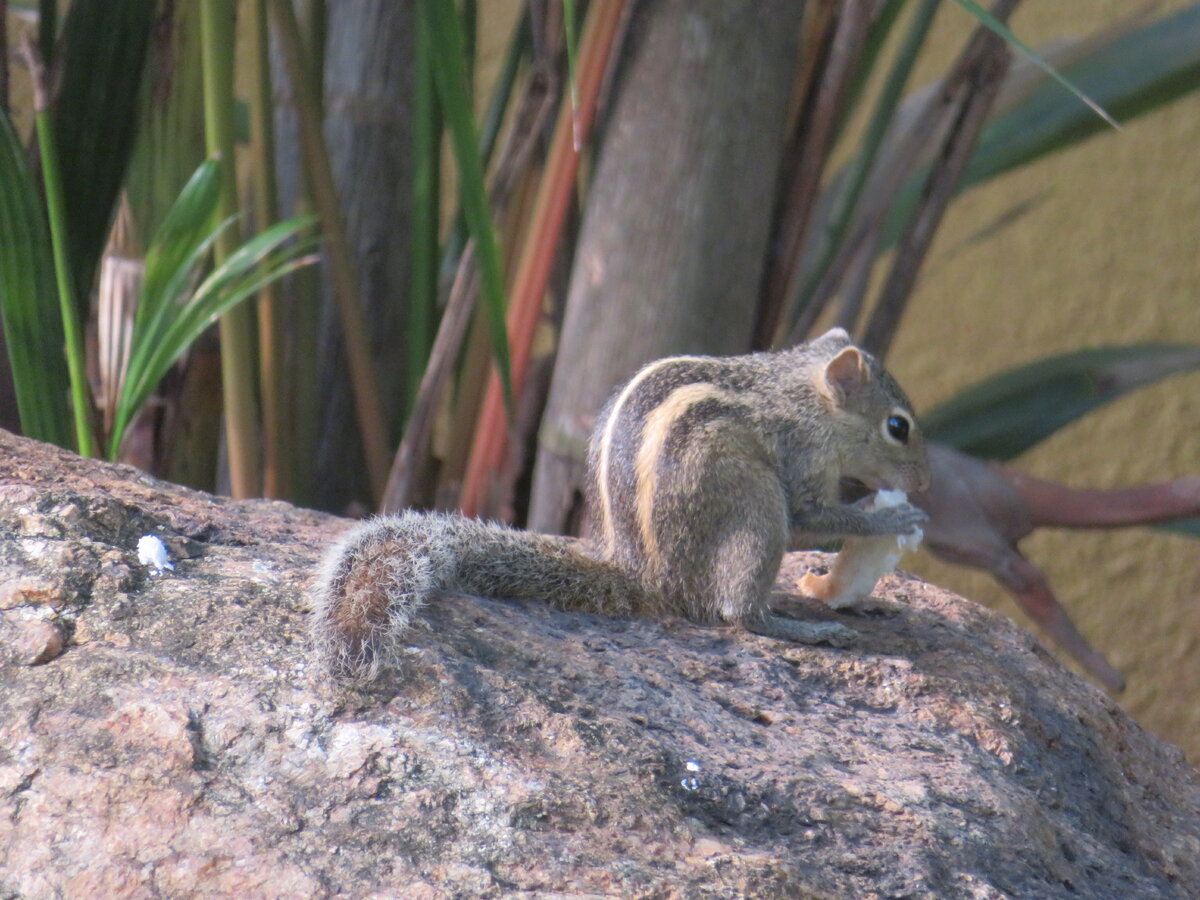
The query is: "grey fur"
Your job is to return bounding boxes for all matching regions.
[311,329,931,680]
[311,511,649,680]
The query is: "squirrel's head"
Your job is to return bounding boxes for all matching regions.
[811,329,932,494]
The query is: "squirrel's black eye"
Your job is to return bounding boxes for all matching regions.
[885,414,910,444]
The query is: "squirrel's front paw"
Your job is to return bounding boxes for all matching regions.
[868,503,927,535]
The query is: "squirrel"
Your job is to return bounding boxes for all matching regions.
[311,327,931,680]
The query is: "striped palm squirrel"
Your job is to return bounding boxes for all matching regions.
[311,328,931,679]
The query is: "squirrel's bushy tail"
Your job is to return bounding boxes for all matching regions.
[310,511,648,679]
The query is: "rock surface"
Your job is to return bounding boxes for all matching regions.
[0,429,1197,899]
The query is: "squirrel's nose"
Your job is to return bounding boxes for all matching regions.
[916,468,932,494]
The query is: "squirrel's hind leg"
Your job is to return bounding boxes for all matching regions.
[695,472,858,649]
[704,522,857,648]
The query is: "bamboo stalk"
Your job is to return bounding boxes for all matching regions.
[248,0,287,498]
[299,0,326,94]
[381,243,480,512]
[408,5,440,416]
[268,0,391,506]
[200,0,262,498]
[409,15,532,503]
[755,0,850,349]
[458,0,627,518]
[389,91,551,513]
[279,0,323,509]
[433,50,555,500]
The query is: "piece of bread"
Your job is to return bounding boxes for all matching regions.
[800,490,923,609]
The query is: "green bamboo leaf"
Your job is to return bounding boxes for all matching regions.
[111,215,316,458]
[421,0,512,405]
[125,3,208,242]
[141,217,235,338]
[187,217,319,306]
[159,245,316,359]
[54,0,155,313]
[129,218,316,403]
[438,9,529,299]
[950,0,1118,129]
[883,4,1200,244]
[923,344,1200,460]
[962,2,1200,184]
[131,249,313,417]
[137,174,237,374]
[0,110,71,447]
[140,159,223,331]
[135,217,233,368]
[124,248,314,420]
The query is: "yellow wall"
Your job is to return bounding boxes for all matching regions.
[892,4,1200,759]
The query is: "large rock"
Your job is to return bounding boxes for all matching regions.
[0,430,1196,899]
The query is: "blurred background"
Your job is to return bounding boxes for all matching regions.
[895,2,1200,763]
[1,0,1197,756]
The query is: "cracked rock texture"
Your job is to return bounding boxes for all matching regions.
[0,429,1197,899]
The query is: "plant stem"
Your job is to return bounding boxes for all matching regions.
[436,9,529,314]
[757,0,873,349]
[422,0,511,406]
[200,0,262,498]
[26,39,93,458]
[785,0,942,345]
[34,131,92,456]
[382,243,480,512]
[248,0,288,498]
[408,6,440,418]
[269,0,391,506]
[298,0,327,101]
[459,0,626,517]
[862,1,1017,359]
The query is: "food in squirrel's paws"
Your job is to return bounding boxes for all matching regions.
[800,489,923,609]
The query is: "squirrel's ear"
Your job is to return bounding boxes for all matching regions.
[819,346,869,405]
[815,327,851,346]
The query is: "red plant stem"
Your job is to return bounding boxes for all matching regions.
[459,0,626,517]
[1012,474,1200,530]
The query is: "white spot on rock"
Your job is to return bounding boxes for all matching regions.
[137,535,174,574]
